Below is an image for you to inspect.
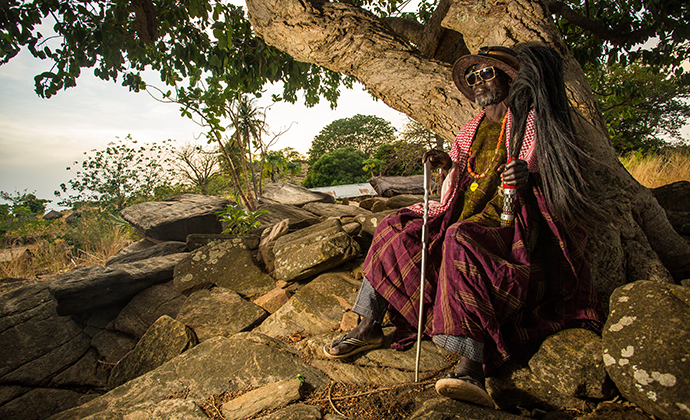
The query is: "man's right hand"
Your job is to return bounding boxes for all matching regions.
[422,149,452,171]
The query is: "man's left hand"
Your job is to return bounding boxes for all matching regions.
[499,159,529,189]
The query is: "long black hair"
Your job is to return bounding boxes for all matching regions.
[508,43,610,233]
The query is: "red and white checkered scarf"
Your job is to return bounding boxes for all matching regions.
[408,108,537,217]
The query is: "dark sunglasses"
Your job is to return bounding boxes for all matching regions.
[465,66,496,86]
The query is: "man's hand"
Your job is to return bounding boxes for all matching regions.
[499,159,529,189]
[422,149,452,171]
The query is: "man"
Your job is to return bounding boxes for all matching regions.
[324,45,607,408]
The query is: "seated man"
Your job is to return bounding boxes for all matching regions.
[324,44,608,408]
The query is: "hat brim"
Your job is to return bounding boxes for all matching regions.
[452,55,519,103]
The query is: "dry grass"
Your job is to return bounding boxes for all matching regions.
[0,214,133,280]
[620,148,690,188]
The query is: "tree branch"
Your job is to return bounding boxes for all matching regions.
[547,1,661,45]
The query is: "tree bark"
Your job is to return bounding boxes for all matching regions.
[246,0,690,295]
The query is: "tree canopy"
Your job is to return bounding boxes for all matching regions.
[307,114,396,165]
[302,146,369,188]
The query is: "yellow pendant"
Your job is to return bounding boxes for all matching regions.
[470,182,479,191]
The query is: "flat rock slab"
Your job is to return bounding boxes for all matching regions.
[91,329,137,364]
[0,388,96,420]
[49,253,187,315]
[273,219,361,282]
[49,333,329,419]
[254,403,323,420]
[173,240,274,296]
[408,397,525,420]
[261,182,334,206]
[302,202,371,218]
[221,378,303,419]
[106,241,188,266]
[256,271,361,338]
[120,194,231,242]
[256,203,322,231]
[176,287,268,342]
[113,282,187,338]
[602,280,690,420]
[109,315,197,388]
[186,233,260,251]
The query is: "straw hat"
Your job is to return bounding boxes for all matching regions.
[452,46,520,102]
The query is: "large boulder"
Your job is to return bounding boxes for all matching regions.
[120,194,231,242]
[108,315,197,388]
[354,211,395,237]
[176,287,269,341]
[256,271,361,338]
[221,378,303,420]
[369,175,431,197]
[173,240,274,296]
[0,284,91,385]
[272,219,361,282]
[113,282,187,338]
[49,253,187,315]
[602,281,690,420]
[49,333,329,419]
[261,182,334,206]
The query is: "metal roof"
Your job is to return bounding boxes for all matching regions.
[309,183,378,199]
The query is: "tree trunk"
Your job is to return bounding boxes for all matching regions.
[246,0,690,297]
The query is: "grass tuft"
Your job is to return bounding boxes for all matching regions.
[619,148,690,188]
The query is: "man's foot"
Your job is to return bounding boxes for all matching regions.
[435,356,494,408]
[323,317,384,359]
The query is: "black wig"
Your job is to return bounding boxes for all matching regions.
[508,43,609,233]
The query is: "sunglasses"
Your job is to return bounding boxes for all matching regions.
[465,66,496,86]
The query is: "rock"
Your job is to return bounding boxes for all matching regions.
[0,284,92,385]
[106,241,188,266]
[602,280,690,420]
[339,311,359,331]
[0,246,30,264]
[64,211,81,224]
[369,175,431,197]
[256,271,361,338]
[261,182,335,206]
[50,349,110,388]
[221,378,303,419]
[49,253,187,315]
[342,222,361,236]
[113,283,187,338]
[255,203,322,231]
[43,210,63,220]
[408,396,525,420]
[186,233,260,251]
[109,398,209,419]
[109,315,197,388]
[0,388,95,420]
[173,240,274,296]
[354,211,395,237]
[258,219,290,273]
[254,403,323,419]
[91,329,137,364]
[176,287,268,341]
[117,238,157,255]
[49,333,329,419]
[529,329,614,399]
[253,288,293,314]
[384,194,425,209]
[302,202,371,218]
[120,194,231,242]
[652,181,690,212]
[273,219,361,282]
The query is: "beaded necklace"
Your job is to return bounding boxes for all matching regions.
[467,114,507,191]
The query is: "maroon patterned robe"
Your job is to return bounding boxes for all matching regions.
[362,111,604,373]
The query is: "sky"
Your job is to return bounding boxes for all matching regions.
[0,50,410,211]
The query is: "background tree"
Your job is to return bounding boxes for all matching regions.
[302,147,369,188]
[0,190,50,216]
[173,144,224,195]
[307,114,396,165]
[55,136,175,211]
[263,148,304,183]
[586,61,690,154]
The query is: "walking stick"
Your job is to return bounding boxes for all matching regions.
[415,159,432,382]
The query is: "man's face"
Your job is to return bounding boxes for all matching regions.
[471,64,510,108]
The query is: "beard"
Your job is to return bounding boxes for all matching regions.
[475,83,508,107]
